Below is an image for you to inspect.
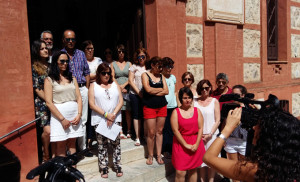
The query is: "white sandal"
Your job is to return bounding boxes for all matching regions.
[134,139,140,146]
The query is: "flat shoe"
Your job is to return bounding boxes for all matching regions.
[101,167,108,178]
[134,139,141,146]
[120,133,127,139]
[116,167,123,177]
[146,156,153,165]
[157,155,165,165]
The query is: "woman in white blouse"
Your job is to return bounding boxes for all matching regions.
[88,63,123,178]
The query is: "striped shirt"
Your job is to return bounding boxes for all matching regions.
[61,48,90,84]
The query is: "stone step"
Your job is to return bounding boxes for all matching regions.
[77,138,146,176]
[83,157,175,182]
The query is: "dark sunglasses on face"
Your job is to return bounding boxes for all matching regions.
[201,87,210,91]
[100,71,111,76]
[43,38,53,41]
[105,51,112,55]
[59,59,69,64]
[65,38,76,42]
[184,78,192,82]
[217,80,227,85]
[164,65,174,69]
[137,55,146,60]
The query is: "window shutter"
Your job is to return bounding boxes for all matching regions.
[267,0,278,60]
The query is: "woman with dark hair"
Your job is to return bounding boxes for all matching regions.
[111,44,132,139]
[88,63,123,178]
[176,72,197,107]
[31,40,52,163]
[128,48,149,146]
[171,87,205,182]
[141,56,169,165]
[194,79,220,182]
[204,106,300,181]
[103,48,114,65]
[161,57,177,158]
[44,51,83,157]
[81,40,102,83]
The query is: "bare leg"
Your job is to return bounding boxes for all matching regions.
[146,118,156,164]
[207,167,215,182]
[200,167,206,182]
[42,125,51,160]
[133,119,141,139]
[56,140,67,157]
[51,142,56,158]
[188,168,198,182]
[175,170,187,182]
[67,138,77,155]
[155,116,166,163]
[126,110,132,136]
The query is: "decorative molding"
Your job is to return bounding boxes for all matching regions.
[205,0,244,25]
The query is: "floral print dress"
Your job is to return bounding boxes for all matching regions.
[32,65,50,127]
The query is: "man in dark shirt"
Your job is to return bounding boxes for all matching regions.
[62,29,90,153]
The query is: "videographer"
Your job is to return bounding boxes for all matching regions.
[203,106,300,181]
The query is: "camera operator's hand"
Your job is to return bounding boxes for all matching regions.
[223,108,242,136]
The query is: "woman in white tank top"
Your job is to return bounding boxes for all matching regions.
[194,79,221,182]
[88,63,123,178]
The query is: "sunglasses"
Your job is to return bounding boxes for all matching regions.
[100,71,111,76]
[217,80,227,85]
[118,49,125,54]
[65,38,76,42]
[184,78,192,82]
[59,59,69,64]
[105,51,112,55]
[164,65,174,69]
[43,38,53,41]
[201,87,210,91]
[137,55,146,60]
[85,47,94,51]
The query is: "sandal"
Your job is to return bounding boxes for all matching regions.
[116,167,123,177]
[134,139,141,146]
[120,133,127,139]
[157,155,165,165]
[126,131,131,138]
[146,155,153,165]
[101,167,108,178]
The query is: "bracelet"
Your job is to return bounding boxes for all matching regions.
[104,112,108,118]
[61,118,65,122]
[113,112,116,116]
[217,133,227,141]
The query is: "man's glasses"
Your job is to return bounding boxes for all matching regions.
[65,38,76,42]
[100,72,111,76]
[184,78,192,82]
[201,87,210,91]
[118,49,125,54]
[217,80,227,85]
[105,89,110,100]
[43,38,53,41]
[164,65,174,69]
[137,55,146,60]
[85,47,94,51]
[59,59,69,64]
[105,51,112,55]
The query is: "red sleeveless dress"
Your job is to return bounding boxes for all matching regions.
[172,107,205,170]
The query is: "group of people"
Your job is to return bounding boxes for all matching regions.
[32,29,300,181]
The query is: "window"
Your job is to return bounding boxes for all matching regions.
[267,0,278,60]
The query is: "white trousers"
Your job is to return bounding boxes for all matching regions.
[77,86,88,150]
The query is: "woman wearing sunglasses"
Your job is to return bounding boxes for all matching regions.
[88,63,123,178]
[194,79,221,182]
[111,44,132,139]
[128,48,149,146]
[141,56,169,165]
[44,51,83,157]
[176,72,197,107]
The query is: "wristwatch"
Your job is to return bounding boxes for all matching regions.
[217,132,227,141]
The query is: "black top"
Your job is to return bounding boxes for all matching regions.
[142,73,167,108]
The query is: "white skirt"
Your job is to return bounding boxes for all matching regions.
[50,101,84,142]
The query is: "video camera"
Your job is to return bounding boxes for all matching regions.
[220,93,280,129]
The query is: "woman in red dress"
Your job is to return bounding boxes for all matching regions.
[171,87,205,182]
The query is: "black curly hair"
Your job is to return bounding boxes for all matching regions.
[247,108,300,181]
[48,51,73,83]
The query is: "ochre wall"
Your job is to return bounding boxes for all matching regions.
[0,0,39,181]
